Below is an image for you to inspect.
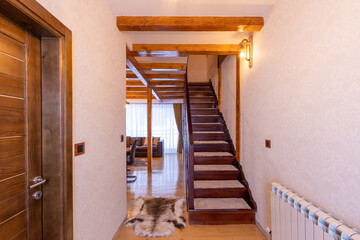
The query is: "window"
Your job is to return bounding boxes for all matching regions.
[126,104,179,153]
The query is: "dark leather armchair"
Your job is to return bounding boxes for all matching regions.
[127,139,138,183]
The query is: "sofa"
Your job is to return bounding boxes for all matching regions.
[126,136,164,157]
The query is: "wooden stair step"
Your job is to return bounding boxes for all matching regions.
[189,91,213,97]
[194,180,244,189]
[194,164,239,180]
[193,131,225,133]
[194,181,247,199]
[192,123,223,131]
[194,151,233,157]
[194,164,237,171]
[194,188,247,198]
[194,155,235,165]
[191,108,219,115]
[190,103,216,108]
[193,132,226,141]
[190,99,216,103]
[192,115,220,123]
[188,87,212,91]
[194,141,227,144]
[194,198,251,210]
[188,85,211,89]
[188,208,255,225]
[194,141,230,152]
[189,82,211,85]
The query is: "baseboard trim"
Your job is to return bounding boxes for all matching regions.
[112,217,127,240]
[255,220,272,240]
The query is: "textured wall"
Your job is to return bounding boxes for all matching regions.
[220,56,237,143]
[188,55,208,82]
[207,55,219,96]
[36,0,128,239]
[241,0,360,232]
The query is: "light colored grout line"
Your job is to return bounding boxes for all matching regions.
[0,51,24,62]
[0,94,25,100]
[0,209,26,226]
[0,173,25,183]
[0,136,24,140]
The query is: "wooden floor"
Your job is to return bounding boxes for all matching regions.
[115,153,266,240]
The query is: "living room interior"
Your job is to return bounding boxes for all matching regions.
[0,0,359,240]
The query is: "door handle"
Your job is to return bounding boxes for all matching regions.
[29,176,47,189]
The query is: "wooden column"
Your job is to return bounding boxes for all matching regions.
[236,55,241,163]
[218,63,222,111]
[147,87,152,172]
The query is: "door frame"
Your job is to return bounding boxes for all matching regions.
[0,0,73,239]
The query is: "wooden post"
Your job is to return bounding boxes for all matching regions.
[236,55,241,163]
[218,63,222,111]
[147,87,152,172]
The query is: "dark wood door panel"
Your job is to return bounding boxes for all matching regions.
[8,229,26,240]
[0,116,25,137]
[0,53,24,79]
[0,174,25,202]
[0,32,24,60]
[0,96,24,117]
[0,10,45,240]
[0,154,25,181]
[0,73,25,97]
[0,210,26,240]
[0,193,26,223]
[0,137,25,159]
[0,14,26,44]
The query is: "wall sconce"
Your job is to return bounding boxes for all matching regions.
[239,35,253,68]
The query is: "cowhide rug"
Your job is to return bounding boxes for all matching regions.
[125,197,186,237]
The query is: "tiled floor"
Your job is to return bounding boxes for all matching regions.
[115,153,266,240]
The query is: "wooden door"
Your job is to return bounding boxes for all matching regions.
[0,14,42,239]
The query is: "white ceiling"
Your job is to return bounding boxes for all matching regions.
[108,0,277,16]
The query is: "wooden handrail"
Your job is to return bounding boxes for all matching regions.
[183,59,195,209]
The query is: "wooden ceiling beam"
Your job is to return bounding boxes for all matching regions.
[127,91,147,96]
[126,46,162,102]
[158,92,183,97]
[127,87,147,92]
[139,63,186,70]
[132,44,240,56]
[126,95,183,100]
[127,86,184,92]
[127,73,185,80]
[126,80,184,86]
[156,87,184,92]
[126,95,156,99]
[117,16,264,32]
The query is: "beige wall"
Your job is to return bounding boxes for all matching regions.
[36,0,128,239]
[207,55,219,96]
[218,56,237,142]
[188,55,208,82]
[240,0,360,233]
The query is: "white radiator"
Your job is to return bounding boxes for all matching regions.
[271,182,360,240]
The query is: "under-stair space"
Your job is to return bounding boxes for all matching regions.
[183,81,257,225]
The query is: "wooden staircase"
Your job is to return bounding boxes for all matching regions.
[183,81,257,225]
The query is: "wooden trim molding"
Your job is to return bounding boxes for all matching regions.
[139,63,186,70]
[133,44,241,56]
[147,88,152,173]
[218,63,222,111]
[117,16,264,32]
[236,55,241,163]
[0,0,73,239]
